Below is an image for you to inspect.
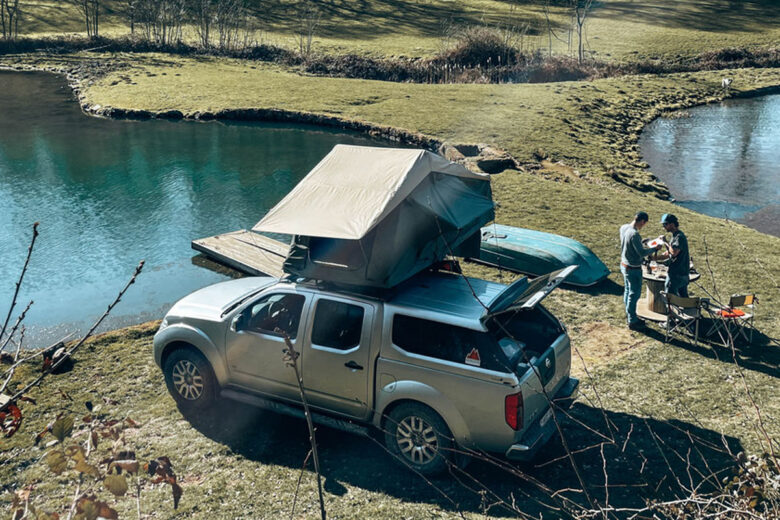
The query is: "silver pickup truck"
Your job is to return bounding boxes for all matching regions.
[153,267,579,475]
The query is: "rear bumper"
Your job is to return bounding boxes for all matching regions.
[504,377,579,461]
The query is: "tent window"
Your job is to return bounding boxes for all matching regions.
[309,237,365,270]
[312,299,365,350]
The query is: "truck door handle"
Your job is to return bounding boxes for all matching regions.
[344,361,363,370]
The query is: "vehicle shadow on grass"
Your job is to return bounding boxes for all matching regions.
[186,399,743,518]
[569,278,624,297]
[642,323,780,379]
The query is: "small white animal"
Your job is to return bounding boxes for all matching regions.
[721,77,733,89]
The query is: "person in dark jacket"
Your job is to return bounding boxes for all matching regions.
[660,213,690,297]
[620,211,662,330]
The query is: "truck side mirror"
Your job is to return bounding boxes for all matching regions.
[231,313,245,332]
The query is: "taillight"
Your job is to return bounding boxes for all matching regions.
[505,392,524,430]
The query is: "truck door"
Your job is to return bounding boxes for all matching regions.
[224,291,308,402]
[302,296,374,419]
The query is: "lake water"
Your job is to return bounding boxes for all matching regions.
[639,94,780,237]
[0,71,388,348]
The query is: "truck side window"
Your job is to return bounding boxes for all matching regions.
[311,299,364,350]
[246,293,305,339]
[392,314,510,372]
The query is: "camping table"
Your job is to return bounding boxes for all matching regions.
[636,263,702,322]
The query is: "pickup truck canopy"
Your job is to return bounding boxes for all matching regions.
[253,145,495,288]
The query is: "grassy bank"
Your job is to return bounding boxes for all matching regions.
[1,6,779,515]
[0,55,778,515]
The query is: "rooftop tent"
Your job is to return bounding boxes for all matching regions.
[253,144,495,288]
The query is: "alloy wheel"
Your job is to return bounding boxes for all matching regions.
[171,359,204,401]
[396,415,439,465]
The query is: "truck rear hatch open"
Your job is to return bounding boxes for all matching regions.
[481,266,578,437]
[482,265,577,320]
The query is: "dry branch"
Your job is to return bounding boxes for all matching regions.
[1,260,145,414]
[0,300,32,354]
[0,222,38,344]
[280,330,327,520]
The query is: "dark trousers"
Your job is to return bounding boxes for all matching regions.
[665,275,689,298]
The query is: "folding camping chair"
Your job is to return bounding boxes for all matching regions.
[707,294,757,345]
[662,292,705,347]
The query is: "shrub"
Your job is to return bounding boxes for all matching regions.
[524,55,590,83]
[696,46,780,70]
[439,26,522,68]
[4,34,779,86]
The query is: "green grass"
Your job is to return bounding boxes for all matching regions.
[2,3,780,514]
[0,54,777,515]
[579,0,780,61]
[17,0,780,59]
[1,315,776,518]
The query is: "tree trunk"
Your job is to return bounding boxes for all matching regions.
[573,1,591,64]
[1,0,7,40]
[12,0,16,40]
[93,0,99,38]
[84,0,91,37]
[7,0,16,40]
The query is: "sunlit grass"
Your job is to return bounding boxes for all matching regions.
[16,0,780,59]
[2,1,779,515]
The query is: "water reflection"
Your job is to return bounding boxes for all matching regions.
[639,94,780,237]
[0,71,390,346]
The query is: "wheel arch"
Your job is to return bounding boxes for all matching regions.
[156,325,228,387]
[375,382,471,445]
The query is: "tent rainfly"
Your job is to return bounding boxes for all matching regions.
[253,144,495,288]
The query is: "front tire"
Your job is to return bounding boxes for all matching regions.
[384,403,454,475]
[163,349,217,412]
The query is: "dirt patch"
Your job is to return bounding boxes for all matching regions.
[569,321,645,377]
[539,159,582,181]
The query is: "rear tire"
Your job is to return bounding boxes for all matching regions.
[163,349,217,413]
[384,403,454,476]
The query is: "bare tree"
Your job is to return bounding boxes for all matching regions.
[136,0,156,41]
[123,0,138,34]
[497,4,529,59]
[0,0,21,41]
[70,0,100,38]
[158,0,187,45]
[215,0,246,51]
[296,0,321,58]
[570,0,593,64]
[544,0,569,58]
[192,0,215,48]
[189,0,248,51]
[137,0,186,46]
